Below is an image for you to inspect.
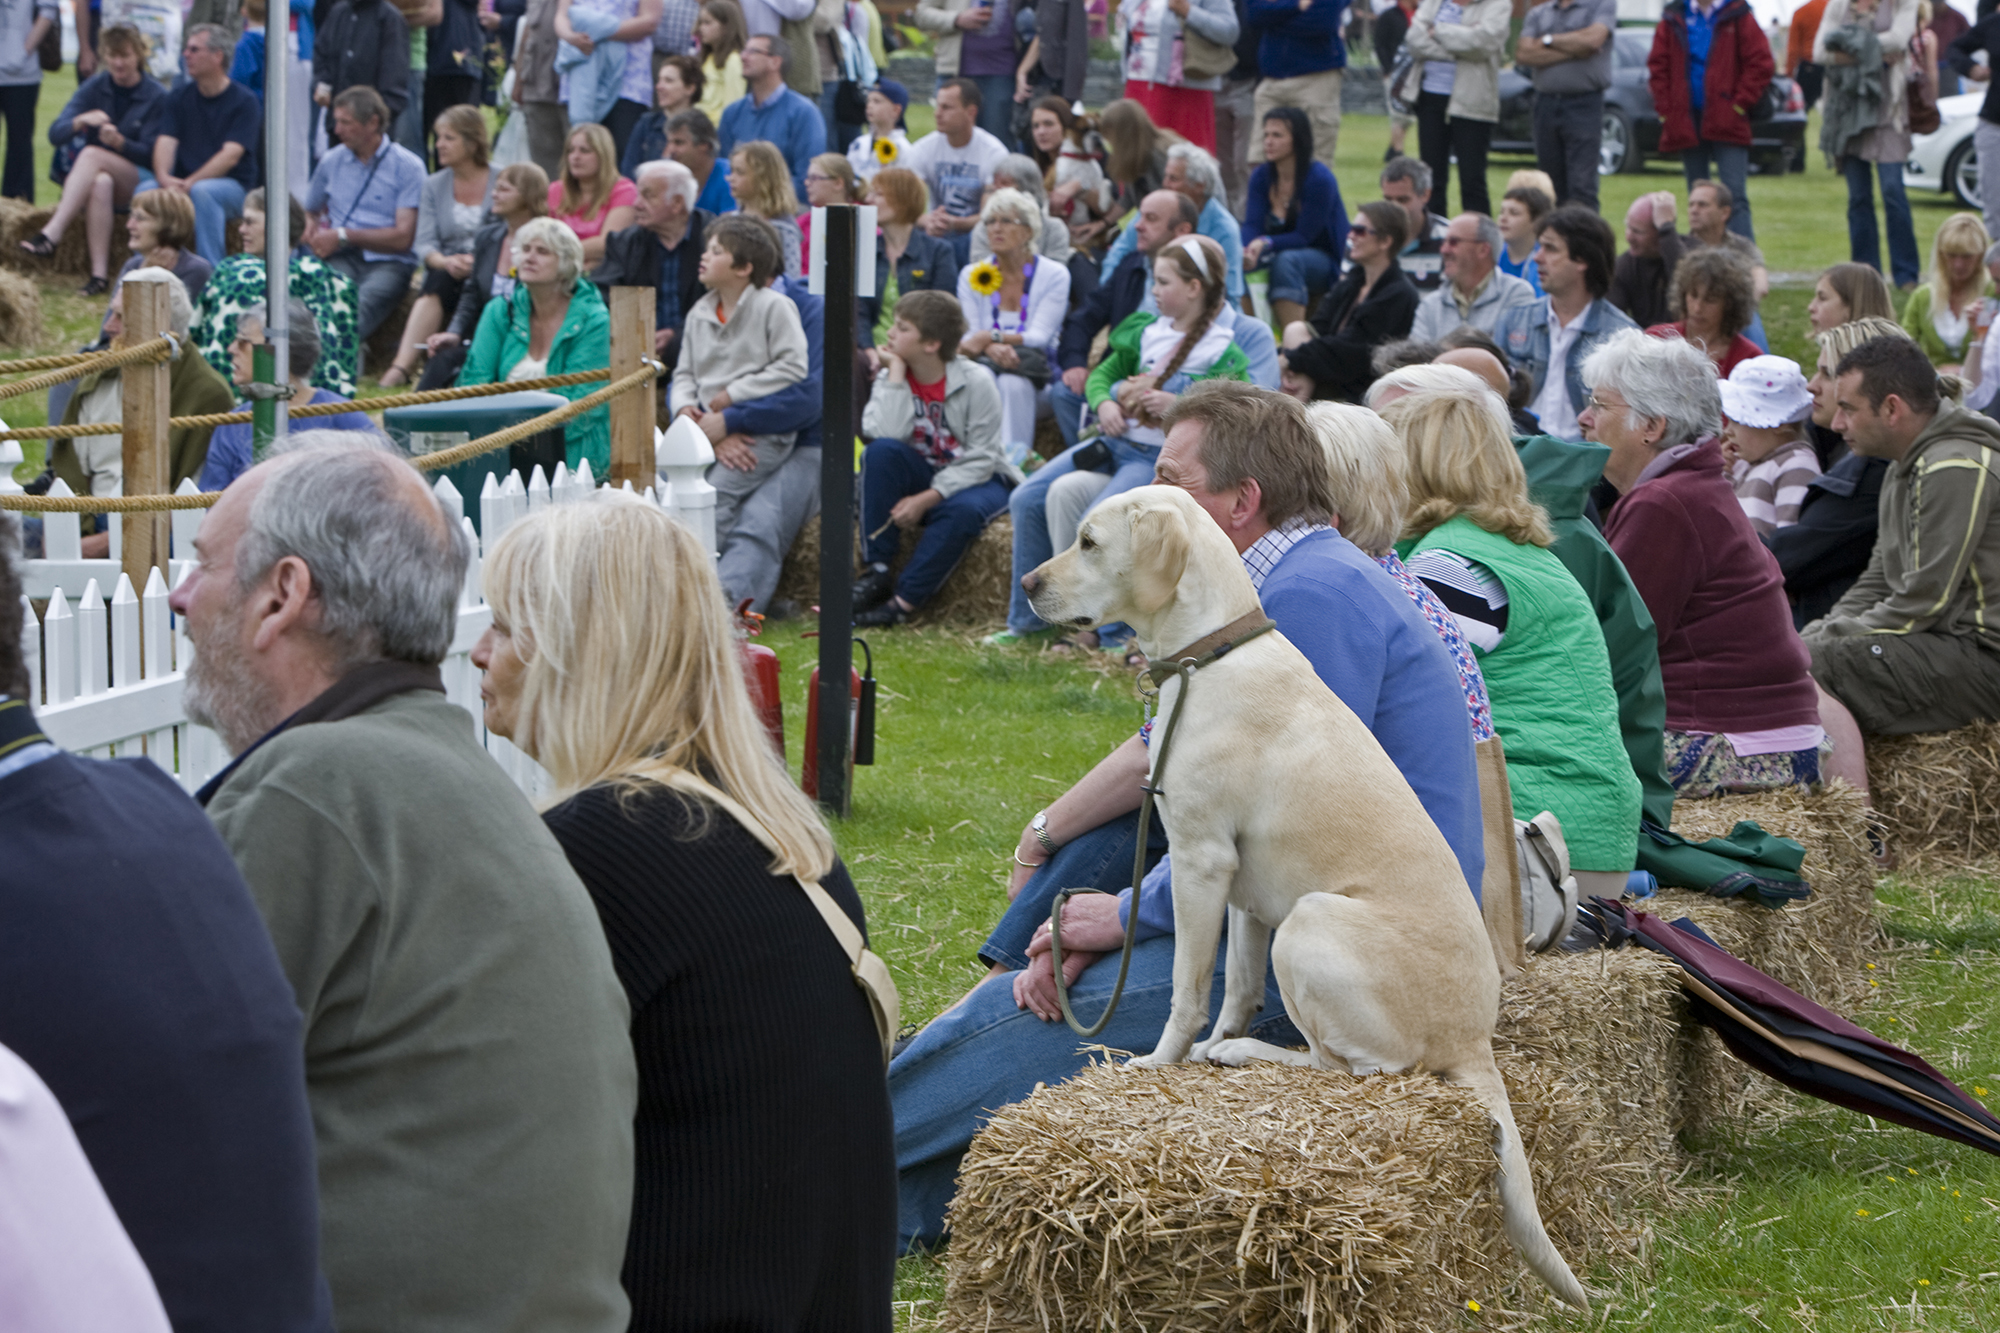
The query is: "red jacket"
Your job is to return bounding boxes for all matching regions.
[1648,0,1776,151]
[1603,438,1821,735]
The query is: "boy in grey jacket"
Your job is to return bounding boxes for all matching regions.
[671,216,811,543]
[854,290,1022,625]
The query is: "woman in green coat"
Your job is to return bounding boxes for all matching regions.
[461,217,613,474]
[1899,212,1992,372]
[1384,377,1640,896]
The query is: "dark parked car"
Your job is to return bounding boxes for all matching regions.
[1492,31,1807,176]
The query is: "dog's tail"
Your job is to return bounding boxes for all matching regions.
[1453,1055,1590,1310]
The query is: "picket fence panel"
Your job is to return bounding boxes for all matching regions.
[16,461,677,801]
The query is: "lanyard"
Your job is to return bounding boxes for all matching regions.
[338,145,391,231]
[991,256,1034,331]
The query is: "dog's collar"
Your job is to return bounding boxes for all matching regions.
[1143,610,1277,690]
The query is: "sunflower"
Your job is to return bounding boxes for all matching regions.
[967,262,1003,295]
[874,137,898,165]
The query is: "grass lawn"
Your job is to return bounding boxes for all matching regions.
[10,72,2000,1330]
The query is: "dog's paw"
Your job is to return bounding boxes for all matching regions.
[1199,1037,1270,1067]
[1125,1050,1179,1069]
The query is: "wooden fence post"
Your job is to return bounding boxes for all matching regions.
[120,273,172,592]
[608,286,656,492]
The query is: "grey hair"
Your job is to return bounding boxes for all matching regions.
[187,21,236,64]
[992,153,1049,209]
[980,187,1043,255]
[513,216,586,287]
[637,158,699,213]
[1306,402,1408,556]
[235,437,471,668]
[239,299,322,379]
[120,266,194,337]
[1381,154,1432,196]
[1581,327,1722,448]
[1467,213,1502,252]
[1165,142,1223,204]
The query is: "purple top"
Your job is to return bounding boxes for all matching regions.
[958,0,1018,75]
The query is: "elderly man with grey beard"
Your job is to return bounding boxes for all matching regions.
[169,433,638,1333]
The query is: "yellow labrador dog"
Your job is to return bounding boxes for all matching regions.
[1022,486,1587,1310]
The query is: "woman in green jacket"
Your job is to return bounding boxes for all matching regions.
[1384,377,1640,897]
[461,217,613,474]
[1900,212,1992,372]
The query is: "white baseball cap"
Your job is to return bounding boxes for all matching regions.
[1718,355,1814,429]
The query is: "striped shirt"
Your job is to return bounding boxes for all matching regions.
[1729,437,1819,536]
[1405,547,1510,651]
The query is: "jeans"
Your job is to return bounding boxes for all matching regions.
[945,226,972,270]
[1005,435,1163,634]
[324,251,418,343]
[1842,155,1921,289]
[1680,140,1753,242]
[1745,309,1768,353]
[135,175,245,265]
[1415,90,1492,217]
[860,438,1014,607]
[1974,120,2000,249]
[1530,90,1601,213]
[1049,375,1090,449]
[0,82,35,202]
[964,73,1017,151]
[1267,245,1337,308]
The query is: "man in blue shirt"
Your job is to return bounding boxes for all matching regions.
[303,84,428,343]
[667,109,736,215]
[141,25,262,264]
[890,382,1485,1251]
[0,515,332,1333]
[715,33,825,199]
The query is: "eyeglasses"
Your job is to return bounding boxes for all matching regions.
[1584,396,1626,414]
[1348,224,1375,238]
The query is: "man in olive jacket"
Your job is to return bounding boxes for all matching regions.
[173,436,638,1333]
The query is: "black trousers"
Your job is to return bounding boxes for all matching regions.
[1531,90,1603,213]
[602,97,648,168]
[423,74,482,166]
[0,83,38,202]
[1415,90,1492,218]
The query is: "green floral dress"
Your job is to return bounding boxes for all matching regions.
[191,255,362,398]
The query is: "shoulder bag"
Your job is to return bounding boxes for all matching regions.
[1517,809,1580,954]
[1179,5,1236,82]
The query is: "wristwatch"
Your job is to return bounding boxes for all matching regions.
[1541,33,1555,47]
[336,226,349,247]
[1031,809,1056,856]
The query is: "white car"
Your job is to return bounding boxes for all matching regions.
[1907,91,1983,209]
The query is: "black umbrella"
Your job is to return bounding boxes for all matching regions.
[1578,898,2000,1158]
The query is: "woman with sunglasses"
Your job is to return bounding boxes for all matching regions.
[1279,199,1418,404]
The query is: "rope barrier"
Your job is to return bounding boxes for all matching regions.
[0,366,622,442]
[0,362,659,513]
[0,349,113,375]
[0,337,177,405]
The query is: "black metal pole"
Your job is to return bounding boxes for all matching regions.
[816,204,858,816]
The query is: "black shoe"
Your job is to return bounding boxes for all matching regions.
[855,599,911,627]
[852,564,894,611]
[80,275,108,297]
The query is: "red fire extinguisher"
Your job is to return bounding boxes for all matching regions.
[801,637,876,800]
[735,601,784,757]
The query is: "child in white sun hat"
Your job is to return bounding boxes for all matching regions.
[1718,354,1820,537]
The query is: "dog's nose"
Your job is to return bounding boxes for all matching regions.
[1021,571,1041,594]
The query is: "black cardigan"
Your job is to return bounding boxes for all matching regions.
[1284,261,1420,404]
[541,784,895,1333]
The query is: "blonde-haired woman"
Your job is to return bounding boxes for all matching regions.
[549,122,637,264]
[1382,382,1640,900]
[1902,211,1992,370]
[381,104,496,386]
[728,140,805,280]
[957,186,1071,465]
[460,216,612,472]
[472,495,894,1331]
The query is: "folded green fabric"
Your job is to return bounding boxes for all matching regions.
[1633,819,1810,910]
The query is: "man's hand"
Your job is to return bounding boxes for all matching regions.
[479,6,501,26]
[1061,365,1089,395]
[697,407,728,442]
[919,207,951,237]
[1014,892,1126,1020]
[714,433,758,471]
[307,225,341,258]
[315,81,333,107]
[1168,0,1189,15]
[1097,398,1127,437]
[653,326,677,354]
[1647,190,1677,230]
[77,44,96,78]
[890,488,941,529]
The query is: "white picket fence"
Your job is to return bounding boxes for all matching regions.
[13,458,671,800]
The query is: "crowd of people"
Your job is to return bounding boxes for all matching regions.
[14,3,2000,1329]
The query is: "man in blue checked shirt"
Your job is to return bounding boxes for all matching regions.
[303,85,427,342]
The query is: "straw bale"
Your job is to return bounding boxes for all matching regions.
[1864,721,2000,868]
[0,268,43,348]
[1659,782,1880,1008]
[773,512,1012,626]
[0,198,134,279]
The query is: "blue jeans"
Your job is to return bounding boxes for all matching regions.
[1745,309,1768,353]
[1842,156,1922,289]
[1266,245,1337,308]
[1680,140,1753,242]
[137,176,244,265]
[861,438,1013,607]
[965,73,1017,151]
[1049,375,1090,449]
[1005,436,1163,634]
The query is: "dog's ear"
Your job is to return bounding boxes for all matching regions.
[1127,500,1191,617]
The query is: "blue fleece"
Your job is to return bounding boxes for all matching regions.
[1245,0,1348,79]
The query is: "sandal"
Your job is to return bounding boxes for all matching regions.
[79,275,108,297]
[378,365,413,388]
[18,233,55,259]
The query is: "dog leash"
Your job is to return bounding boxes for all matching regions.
[1047,610,1277,1038]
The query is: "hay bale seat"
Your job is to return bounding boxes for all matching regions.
[942,950,1690,1331]
[0,267,44,348]
[773,512,1012,626]
[1865,721,2000,869]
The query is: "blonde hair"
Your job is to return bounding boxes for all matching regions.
[1306,402,1408,556]
[1380,380,1554,549]
[729,140,801,219]
[497,161,552,219]
[1928,211,1991,312]
[559,122,622,221]
[810,151,864,203]
[1147,235,1227,384]
[1817,315,1910,367]
[483,494,836,879]
[1505,168,1557,202]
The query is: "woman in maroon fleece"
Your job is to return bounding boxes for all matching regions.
[1578,329,1824,798]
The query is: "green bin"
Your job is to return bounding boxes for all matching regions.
[383,390,570,535]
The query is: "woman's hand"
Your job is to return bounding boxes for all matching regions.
[445,252,476,279]
[1097,398,1127,437]
[426,330,462,353]
[1137,388,1176,420]
[1243,237,1269,268]
[962,329,994,358]
[74,109,110,131]
[986,341,1020,370]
